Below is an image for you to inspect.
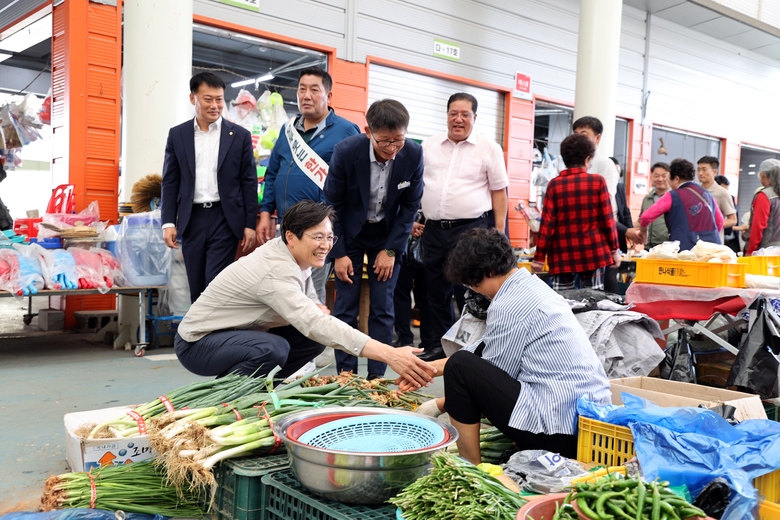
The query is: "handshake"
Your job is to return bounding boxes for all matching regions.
[625,227,648,249]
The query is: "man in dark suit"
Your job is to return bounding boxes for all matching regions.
[161,72,258,303]
[324,99,424,379]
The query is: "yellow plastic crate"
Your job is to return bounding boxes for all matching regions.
[760,500,780,519]
[738,256,780,277]
[577,416,780,502]
[634,258,745,288]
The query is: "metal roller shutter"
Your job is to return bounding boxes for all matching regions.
[368,64,505,146]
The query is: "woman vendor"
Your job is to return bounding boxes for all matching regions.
[745,159,780,256]
[413,228,611,463]
[174,200,435,388]
[638,158,724,250]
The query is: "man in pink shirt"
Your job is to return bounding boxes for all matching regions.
[639,158,723,251]
[418,92,509,361]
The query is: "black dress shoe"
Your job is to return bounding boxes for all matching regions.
[417,346,446,361]
[367,373,385,381]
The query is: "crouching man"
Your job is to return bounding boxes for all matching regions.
[174,200,436,388]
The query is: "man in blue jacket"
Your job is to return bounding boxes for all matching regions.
[324,99,424,379]
[258,67,360,302]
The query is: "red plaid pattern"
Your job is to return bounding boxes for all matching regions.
[534,167,618,275]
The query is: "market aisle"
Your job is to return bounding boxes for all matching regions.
[0,333,211,513]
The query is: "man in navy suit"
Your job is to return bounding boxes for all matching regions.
[324,99,424,379]
[161,72,258,303]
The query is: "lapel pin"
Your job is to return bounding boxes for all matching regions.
[229,132,233,135]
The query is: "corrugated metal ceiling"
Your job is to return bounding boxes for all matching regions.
[624,0,780,59]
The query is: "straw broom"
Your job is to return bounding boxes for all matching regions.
[130,174,162,213]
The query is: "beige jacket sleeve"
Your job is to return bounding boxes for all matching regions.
[258,269,368,356]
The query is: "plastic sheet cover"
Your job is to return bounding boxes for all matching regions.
[577,393,780,520]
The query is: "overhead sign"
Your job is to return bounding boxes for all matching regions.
[434,39,460,62]
[218,0,260,12]
[513,72,532,100]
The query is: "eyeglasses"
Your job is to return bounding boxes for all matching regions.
[371,135,407,149]
[448,111,474,119]
[304,233,338,245]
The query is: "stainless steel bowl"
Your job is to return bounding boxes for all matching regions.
[273,406,458,505]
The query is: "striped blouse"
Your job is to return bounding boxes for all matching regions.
[462,269,611,435]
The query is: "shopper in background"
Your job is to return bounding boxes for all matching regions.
[572,116,617,215]
[418,92,509,362]
[258,67,360,303]
[174,201,435,387]
[324,99,424,380]
[605,157,632,293]
[715,175,740,253]
[631,162,671,249]
[532,133,620,290]
[393,212,433,352]
[639,158,723,251]
[161,72,258,303]
[745,159,780,256]
[697,156,737,244]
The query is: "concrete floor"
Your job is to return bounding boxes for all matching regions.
[0,298,442,514]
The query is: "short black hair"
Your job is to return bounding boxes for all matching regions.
[572,116,603,136]
[281,201,336,244]
[298,67,332,93]
[444,228,516,287]
[609,156,619,166]
[697,156,719,170]
[560,133,596,168]
[670,158,695,182]
[651,162,670,173]
[190,72,225,94]
[447,92,478,114]
[366,99,409,133]
[714,175,729,187]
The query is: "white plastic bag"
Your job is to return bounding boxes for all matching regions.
[116,210,170,286]
[645,241,680,260]
[691,240,737,263]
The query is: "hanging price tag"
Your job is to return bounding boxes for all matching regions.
[536,452,565,472]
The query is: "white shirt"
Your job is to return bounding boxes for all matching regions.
[421,131,509,220]
[193,117,222,204]
[589,149,617,215]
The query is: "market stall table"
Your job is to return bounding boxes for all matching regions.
[625,282,780,354]
[0,286,164,355]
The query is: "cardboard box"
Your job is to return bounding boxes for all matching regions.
[64,405,154,472]
[609,376,767,422]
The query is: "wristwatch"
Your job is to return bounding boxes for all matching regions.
[384,249,396,257]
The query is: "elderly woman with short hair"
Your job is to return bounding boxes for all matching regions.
[746,159,780,256]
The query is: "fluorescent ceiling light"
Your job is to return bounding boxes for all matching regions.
[230,73,274,89]
[0,14,51,54]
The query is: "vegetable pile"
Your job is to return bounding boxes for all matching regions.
[563,472,708,520]
[39,460,204,516]
[389,451,527,520]
[447,425,514,464]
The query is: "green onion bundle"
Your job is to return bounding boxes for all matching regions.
[389,452,528,520]
[40,460,204,516]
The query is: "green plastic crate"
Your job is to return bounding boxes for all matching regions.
[764,401,779,422]
[209,454,290,520]
[262,468,398,520]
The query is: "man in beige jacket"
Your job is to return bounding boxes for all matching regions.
[174,200,435,388]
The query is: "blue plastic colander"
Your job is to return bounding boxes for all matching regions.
[297,414,446,453]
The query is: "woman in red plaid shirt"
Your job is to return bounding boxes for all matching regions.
[532,133,621,290]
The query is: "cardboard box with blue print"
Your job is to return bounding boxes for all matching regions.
[64,405,154,472]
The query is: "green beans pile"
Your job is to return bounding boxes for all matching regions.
[564,473,708,520]
[389,452,527,520]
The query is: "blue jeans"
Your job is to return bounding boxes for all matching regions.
[174,325,325,379]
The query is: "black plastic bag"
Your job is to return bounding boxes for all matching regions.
[727,297,780,399]
[463,289,491,320]
[407,234,424,268]
[693,477,731,519]
[660,329,697,383]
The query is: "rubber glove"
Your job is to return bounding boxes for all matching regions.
[15,253,42,295]
[52,250,79,290]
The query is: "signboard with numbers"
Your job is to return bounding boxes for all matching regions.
[218,0,260,12]
[434,39,460,62]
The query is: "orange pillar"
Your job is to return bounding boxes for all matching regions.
[505,97,535,248]
[52,0,122,327]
